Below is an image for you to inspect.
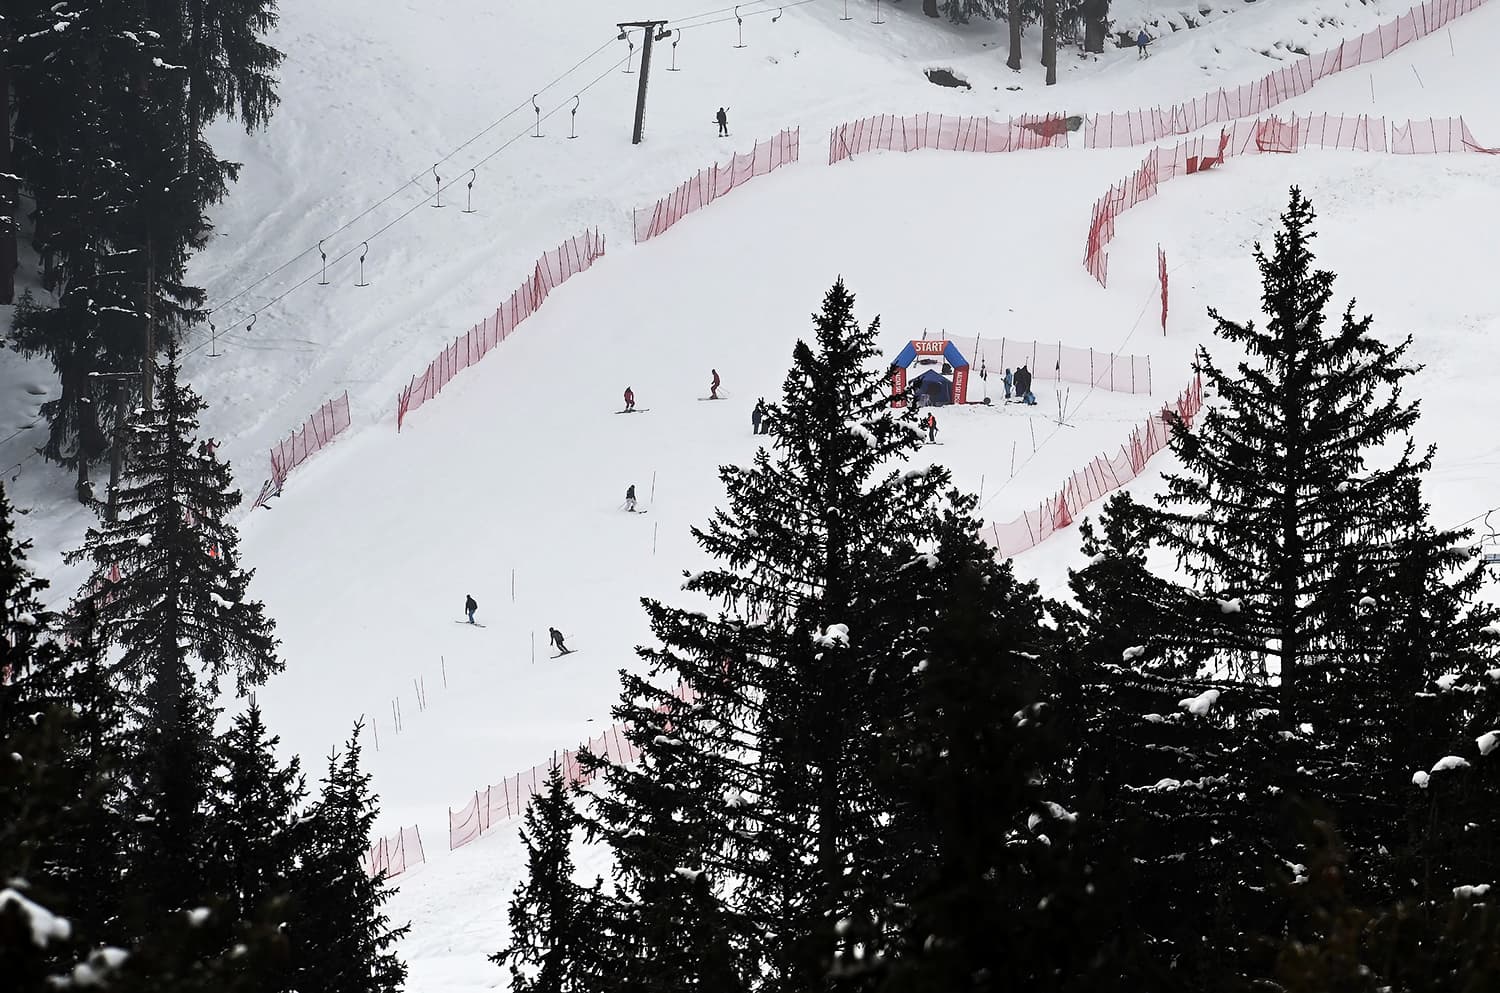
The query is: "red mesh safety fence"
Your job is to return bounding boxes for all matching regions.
[250,392,351,509]
[1084,114,1404,286]
[447,723,642,850]
[395,229,606,430]
[1255,116,1300,153]
[633,128,800,243]
[985,373,1203,558]
[828,112,1068,165]
[1461,119,1500,153]
[971,336,1152,395]
[1391,117,1485,153]
[362,825,425,879]
[1083,0,1491,149]
[447,681,698,850]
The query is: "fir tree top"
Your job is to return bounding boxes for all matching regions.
[1155,188,1432,711]
[66,347,278,698]
[1,483,52,686]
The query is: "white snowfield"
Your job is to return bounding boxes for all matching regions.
[3,1,1500,990]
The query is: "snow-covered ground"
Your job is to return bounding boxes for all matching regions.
[4,1,1500,990]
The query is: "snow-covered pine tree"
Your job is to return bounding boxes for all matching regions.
[855,502,1129,992]
[0,481,54,723]
[8,0,283,483]
[491,763,607,993]
[1055,492,1208,675]
[208,702,307,931]
[7,2,182,490]
[0,485,131,939]
[66,346,279,701]
[64,348,275,920]
[1140,190,1500,911]
[1340,480,1500,901]
[293,722,408,993]
[1057,189,1500,984]
[582,279,964,992]
[577,673,749,993]
[1150,187,1429,727]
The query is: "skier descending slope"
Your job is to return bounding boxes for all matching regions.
[625,484,637,512]
[716,106,729,137]
[623,386,635,412]
[710,368,721,399]
[549,627,573,657]
[465,593,478,624]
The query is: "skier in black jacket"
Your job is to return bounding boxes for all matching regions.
[465,594,478,625]
[626,484,637,512]
[549,627,570,655]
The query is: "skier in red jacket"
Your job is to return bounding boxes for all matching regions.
[710,369,721,399]
[624,386,635,412]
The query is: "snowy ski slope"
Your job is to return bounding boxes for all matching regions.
[3,2,1500,990]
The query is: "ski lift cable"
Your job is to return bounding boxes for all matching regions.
[668,0,816,30]
[197,0,806,331]
[182,54,631,359]
[666,0,774,28]
[203,34,622,321]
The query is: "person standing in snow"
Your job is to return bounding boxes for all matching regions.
[465,594,478,625]
[625,484,637,512]
[549,627,570,654]
[752,398,764,434]
[623,386,635,412]
[1137,29,1150,58]
[1003,368,1013,401]
[1014,365,1032,402]
[710,368,721,399]
[925,412,939,444]
[716,107,729,137]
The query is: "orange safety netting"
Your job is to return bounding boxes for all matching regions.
[633,128,800,243]
[971,336,1153,395]
[447,681,697,850]
[1083,0,1490,148]
[828,112,1068,164]
[1083,114,1489,287]
[362,825,426,879]
[251,392,351,509]
[395,229,606,430]
[985,373,1203,558]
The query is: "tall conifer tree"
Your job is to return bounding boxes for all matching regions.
[491,764,606,993]
[209,703,307,928]
[1058,189,1500,984]
[578,279,992,991]
[1152,188,1429,724]
[294,723,408,993]
[67,347,278,700]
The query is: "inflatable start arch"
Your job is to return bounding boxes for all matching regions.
[889,339,971,408]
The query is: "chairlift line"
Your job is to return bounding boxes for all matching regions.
[197,33,622,325]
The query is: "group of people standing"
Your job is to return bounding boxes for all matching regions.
[1003,365,1037,406]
